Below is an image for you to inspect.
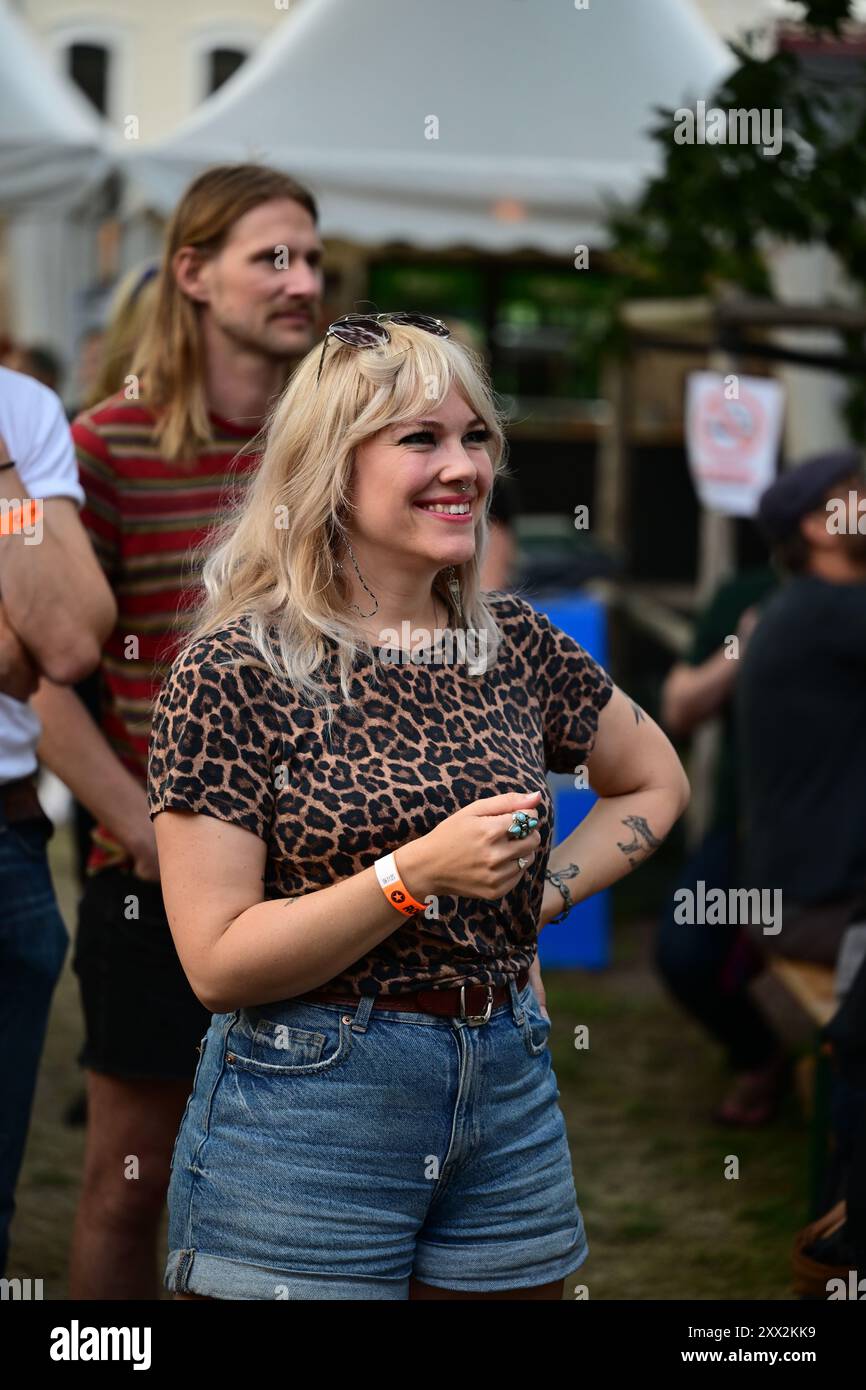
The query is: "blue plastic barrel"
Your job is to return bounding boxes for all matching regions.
[525,591,610,970]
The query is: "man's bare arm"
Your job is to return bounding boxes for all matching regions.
[0,455,117,684]
[660,652,738,738]
[30,678,159,879]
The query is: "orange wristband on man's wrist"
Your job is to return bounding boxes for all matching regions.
[374,851,427,917]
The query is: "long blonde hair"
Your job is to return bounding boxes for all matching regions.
[86,261,159,408]
[182,321,512,729]
[131,164,318,462]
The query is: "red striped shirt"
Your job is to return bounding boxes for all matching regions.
[73,392,260,873]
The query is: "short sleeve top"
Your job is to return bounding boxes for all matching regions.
[147,591,614,996]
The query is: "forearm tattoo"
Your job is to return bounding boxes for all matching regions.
[552,862,580,881]
[617,815,661,869]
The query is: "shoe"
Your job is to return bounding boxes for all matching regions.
[712,1051,790,1127]
[805,1220,858,1267]
[793,1201,851,1297]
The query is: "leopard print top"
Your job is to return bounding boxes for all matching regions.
[147,591,614,996]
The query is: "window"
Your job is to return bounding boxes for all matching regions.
[190,26,264,105]
[68,42,109,114]
[207,47,247,94]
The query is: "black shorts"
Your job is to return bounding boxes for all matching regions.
[73,866,212,1081]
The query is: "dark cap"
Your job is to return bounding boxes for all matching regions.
[757,449,864,545]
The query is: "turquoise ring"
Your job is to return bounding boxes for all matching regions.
[506,810,538,840]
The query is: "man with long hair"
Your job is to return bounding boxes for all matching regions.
[30,164,324,1299]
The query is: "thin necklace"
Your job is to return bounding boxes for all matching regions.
[361,589,444,651]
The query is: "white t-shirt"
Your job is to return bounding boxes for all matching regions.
[0,366,86,784]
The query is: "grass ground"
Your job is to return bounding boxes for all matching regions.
[8,824,810,1299]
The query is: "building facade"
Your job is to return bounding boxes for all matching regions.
[16,0,296,142]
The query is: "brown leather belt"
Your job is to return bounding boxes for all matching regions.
[301,966,530,1024]
[0,775,52,830]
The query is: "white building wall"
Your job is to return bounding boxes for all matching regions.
[18,0,295,143]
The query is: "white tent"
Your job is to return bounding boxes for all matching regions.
[0,0,117,366]
[0,0,113,209]
[125,0,734,253]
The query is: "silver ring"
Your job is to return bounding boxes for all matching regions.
[518,856,529,869]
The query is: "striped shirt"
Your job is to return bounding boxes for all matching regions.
[73,392,260,873]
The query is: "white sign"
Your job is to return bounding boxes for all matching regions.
[685,372,784,517]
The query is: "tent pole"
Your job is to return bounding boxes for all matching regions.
[596,353,630,551]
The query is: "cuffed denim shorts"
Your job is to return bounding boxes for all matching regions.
[165,976,588,1299]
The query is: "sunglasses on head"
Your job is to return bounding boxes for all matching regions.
[315,311,451,385]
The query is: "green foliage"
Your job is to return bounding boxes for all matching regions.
[602,0,866,433]
[801,0,854,34]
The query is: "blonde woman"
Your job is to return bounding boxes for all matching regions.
[148,314,689,1301]
[84,261,159,410]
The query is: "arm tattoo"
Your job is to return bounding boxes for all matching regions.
[629,700,646,725]
[552,862,580,881]
[617,815,661,868]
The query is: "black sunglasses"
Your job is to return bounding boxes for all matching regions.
[316,311,451,385]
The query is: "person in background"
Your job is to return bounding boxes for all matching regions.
[60,266,164,1133]
[738,450,866,967]
[0,366,116,1276]
[739,451,866,1269]
[481,471,520,591]
[0,342,64,395]
[0,344,32,375]
[66,264,162,890]
[68,328,106,420]
[448,320,520,593]
[656,559,782,1126]
[83,265,159,413]
[29,163,324,1300]
[23,345,63,395]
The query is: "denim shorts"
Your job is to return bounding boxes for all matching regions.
[165,976,588,1299]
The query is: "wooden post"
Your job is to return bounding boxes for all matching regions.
[686,348,737,847]
[696,349,737,602]
[596,354,631,552]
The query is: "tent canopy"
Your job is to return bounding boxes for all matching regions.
[125,0,734,252]
[0,0,114,209]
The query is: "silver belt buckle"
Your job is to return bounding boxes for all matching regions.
[460,983,494,1026]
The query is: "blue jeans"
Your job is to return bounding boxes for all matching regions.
[0,813,68,1275]
[166,977,587,1299]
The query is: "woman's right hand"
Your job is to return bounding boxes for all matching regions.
[405,790,543,900]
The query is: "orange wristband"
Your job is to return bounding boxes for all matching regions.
[374,851,427,917]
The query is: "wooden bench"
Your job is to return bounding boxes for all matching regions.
[769,958,837,1029]
[768,958,838,1219]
